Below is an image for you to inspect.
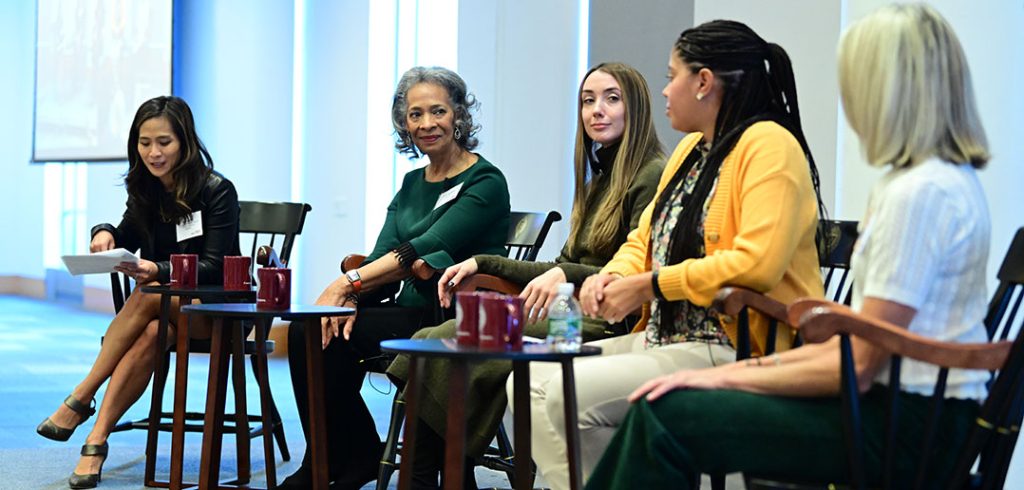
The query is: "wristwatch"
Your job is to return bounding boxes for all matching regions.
[345,269,363,293]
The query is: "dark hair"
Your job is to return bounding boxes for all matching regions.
[391,66,480,158]
[654,20,826,339]
[125,96,213,224]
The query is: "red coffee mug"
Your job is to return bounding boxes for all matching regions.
[257,267,291,310]
[504,296,525,350]
[170,254,199,288]
[478,293,506,349]
[223,256,252,291]
[455,292,481,346]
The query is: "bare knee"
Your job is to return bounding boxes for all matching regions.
[124,320,161,365]
[121,287,161,319]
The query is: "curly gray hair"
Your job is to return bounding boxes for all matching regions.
[391,66,480,158]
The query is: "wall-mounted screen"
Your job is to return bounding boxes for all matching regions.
[33,0,173,162]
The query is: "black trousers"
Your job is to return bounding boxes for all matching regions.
[287,302,427,477]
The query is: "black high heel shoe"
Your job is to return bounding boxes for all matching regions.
[68,442,108,489]
[37,395,96,442]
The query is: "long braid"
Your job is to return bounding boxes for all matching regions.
[653,21,827,342]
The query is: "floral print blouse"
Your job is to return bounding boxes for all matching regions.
[645,147,730,348]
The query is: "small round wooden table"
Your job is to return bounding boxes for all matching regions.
[138,285,256,489]
[380,338,602,490]
[181,303,353,490]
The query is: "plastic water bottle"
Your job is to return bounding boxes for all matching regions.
[547,283,582,351]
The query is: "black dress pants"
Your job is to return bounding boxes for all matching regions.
[287,302,426,479]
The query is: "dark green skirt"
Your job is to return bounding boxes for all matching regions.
[386,316,619,456]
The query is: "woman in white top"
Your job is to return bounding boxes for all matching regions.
[586,5,993,489]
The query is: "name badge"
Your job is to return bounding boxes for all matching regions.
[433,182,464,210]
[176,211,203,242]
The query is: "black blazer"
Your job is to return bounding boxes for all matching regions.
[91,171,242,285]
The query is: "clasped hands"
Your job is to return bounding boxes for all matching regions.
[579,272,655,324]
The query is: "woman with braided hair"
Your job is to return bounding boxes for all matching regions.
[511,20,826,489]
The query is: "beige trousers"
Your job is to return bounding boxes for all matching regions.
[506,332,735,490]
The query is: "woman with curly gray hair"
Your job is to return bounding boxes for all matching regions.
[282,66,510,489]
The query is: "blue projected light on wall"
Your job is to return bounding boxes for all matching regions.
[33,0,173,162]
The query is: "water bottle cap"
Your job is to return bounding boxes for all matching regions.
[557,283,574,295]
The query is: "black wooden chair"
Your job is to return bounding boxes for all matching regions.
[336,210,560,490]
[705,219,858,489]
[109,200,311,484]
[730,227,1024,490]
[717,219,860,361]
[819,219,859,306]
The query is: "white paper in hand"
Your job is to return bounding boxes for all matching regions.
[61,249,140,276]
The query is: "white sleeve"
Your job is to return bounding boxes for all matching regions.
[859,181,956,310]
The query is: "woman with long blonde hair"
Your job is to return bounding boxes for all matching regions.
[589,5,991,488]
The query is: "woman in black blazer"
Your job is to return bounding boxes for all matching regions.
[37,96,241,489]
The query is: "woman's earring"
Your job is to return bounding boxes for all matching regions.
[696,92,705,101]
[454,127,462,140]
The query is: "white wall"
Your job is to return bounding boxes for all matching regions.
[459,0,584,261]
[693,0,842,215]
[296,0,371,300]
[174,0,295,204]
[589,0,694,152]
[81,164,130,290]
[839,1,1024,288]
[0,0,45,280]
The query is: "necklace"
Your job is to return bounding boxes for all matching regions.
[426,152,474,181]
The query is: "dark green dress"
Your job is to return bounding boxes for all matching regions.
[387,153,665,456]
[365,155,511,307]
[283,154,511,478]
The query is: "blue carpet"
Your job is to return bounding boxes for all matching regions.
[0,295,515,489]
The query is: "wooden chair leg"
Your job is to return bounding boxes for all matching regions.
[397,357,424,490]
[269,393,291,461]
[144,294,174,486]
[199,318,231,488]
[377,389,406,490]
[255,318,279,488]
[495,422,517,486]
[249,349,290,464]
[512,361,533,490]
[442,361,469,490]
[231,321,252,484]
[169,303,193,489]
[560,360,583,490]
[378,386,405,490]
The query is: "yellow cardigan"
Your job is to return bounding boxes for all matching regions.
[601,121,824,355]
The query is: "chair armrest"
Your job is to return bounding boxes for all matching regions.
[341,255,432,281]
[713,286,790,358]
[256,246,284,268]
[341,254,366,273]
[461,273,523,296]
[712,286,788,324]
[796,303,1010,371]
[785,297,835,328]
